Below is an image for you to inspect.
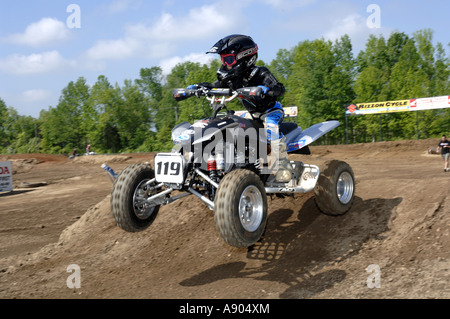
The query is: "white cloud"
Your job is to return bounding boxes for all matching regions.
[106,0,142,13]
[145,6,231,40]
[7,18,69,47]
[0,51,75,75]
[159,53,215,75]
[21,89,52,102]
[86,38,138,60]
[324,14,366,42]
[262,0,316,9]
[85,3,237,61]
[323,13,391,52]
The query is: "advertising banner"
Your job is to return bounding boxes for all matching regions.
[0,161,13,192]
[346,100,410,115]
[346,96,450,116]
[283,106,298,118]
[409,95,450,111]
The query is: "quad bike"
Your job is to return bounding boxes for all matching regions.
[110,86,355,248]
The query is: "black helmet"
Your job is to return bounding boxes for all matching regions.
[206,34,258,82]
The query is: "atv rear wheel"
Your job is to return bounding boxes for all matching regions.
[111,163,160,232]
[214,169,268,248]
[314,160,355,216]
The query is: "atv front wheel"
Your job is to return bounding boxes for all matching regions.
[214,169,268,248]
[111,163,160,232]
[314,160,355,216]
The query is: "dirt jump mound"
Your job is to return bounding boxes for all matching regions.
[1,139,449,299]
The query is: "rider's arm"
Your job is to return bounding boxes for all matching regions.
[258,67,285,98]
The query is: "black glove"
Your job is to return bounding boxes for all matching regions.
[198,82,213,89]
[186,82,212,90]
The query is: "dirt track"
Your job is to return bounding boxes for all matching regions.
[1,139,449,299]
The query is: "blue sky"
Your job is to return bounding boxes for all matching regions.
[0,0,448,118]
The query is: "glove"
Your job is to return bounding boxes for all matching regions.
[186,82,213,90]
[256,85,270,99]
[186,84,199,90]
[198,82,213,89]
[258,85,270,95]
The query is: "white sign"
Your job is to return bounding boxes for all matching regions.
[0,161,13,192]
[154,154,185,184]
[409,95,450,111]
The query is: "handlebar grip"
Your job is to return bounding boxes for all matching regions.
[172,88,196,101]
[236,86,265,99]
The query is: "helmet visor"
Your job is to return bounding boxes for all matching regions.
[220,53,237,67]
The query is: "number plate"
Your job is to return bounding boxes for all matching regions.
[154,153,185,184]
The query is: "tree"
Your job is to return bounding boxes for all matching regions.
[8,112,40,154]
[40,77,89,154]
[118,79,153,151]
[284,37,356,144]
[270,48,295,83]
[87,76,122,153]
[433,42,450,96]
[136,66,164,101]
[0,98,8,151]
[352,32,412,142]
[327,35,357,143]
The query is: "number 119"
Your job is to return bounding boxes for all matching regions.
[157,161,181,176]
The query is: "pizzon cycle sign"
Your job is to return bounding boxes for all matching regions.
[0,161,13,192]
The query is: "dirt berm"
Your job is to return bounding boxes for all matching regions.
[0,139,449,299]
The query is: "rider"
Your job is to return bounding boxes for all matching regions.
[187,34,291,182]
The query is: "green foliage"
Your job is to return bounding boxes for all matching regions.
[350,30,449,142]
[0,29,448,155]
[0,102,41,154]
[0,98,9,151]
[279,35,356,144]
[39,77,89,154]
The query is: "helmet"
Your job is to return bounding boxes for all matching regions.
[206,34,258,83]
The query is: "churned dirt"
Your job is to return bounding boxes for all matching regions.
[0,138,449,299]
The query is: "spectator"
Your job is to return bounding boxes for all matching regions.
[437,135,450,172]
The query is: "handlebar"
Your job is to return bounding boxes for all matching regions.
[172,86,265,104]
[172,86,268,120]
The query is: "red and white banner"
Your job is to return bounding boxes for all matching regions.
[409,95,450,111]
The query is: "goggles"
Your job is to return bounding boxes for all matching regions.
[220,46,258,67]
[220,53,237,67]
